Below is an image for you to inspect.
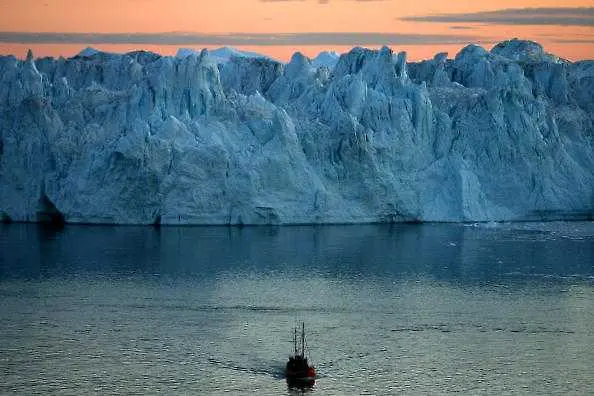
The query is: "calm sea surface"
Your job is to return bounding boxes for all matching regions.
[1,222,593,395]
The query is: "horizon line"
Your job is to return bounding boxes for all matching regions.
[0,31,492,47]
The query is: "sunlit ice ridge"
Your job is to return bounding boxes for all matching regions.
[0,39,592,225]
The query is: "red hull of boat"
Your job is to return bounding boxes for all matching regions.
[285,366,316,379]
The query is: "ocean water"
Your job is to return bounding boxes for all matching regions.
[0,222,593,395]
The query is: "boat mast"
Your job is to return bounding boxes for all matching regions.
[294,326,298,356]
[301,322,305,357]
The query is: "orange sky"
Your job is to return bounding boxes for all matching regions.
[0,0,592,61]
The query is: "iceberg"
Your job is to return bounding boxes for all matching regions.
[0,39,592,225]
[77,47,101,58]
[176,46,270,64]
[311,51,340,69]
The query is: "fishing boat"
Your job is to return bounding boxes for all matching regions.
[285,322,316,385]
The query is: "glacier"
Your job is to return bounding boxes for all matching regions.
[0,39,592,225]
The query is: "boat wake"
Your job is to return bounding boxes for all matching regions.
[207,357,285,379]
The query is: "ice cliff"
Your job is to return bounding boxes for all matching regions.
[0,39,592,225]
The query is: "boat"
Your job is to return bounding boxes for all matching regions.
[285,322,316,386]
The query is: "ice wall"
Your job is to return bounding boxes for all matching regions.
[1,40,592,225]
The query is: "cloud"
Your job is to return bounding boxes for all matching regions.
[449,26,475,30]
[0,31,484,46]
[402,7,594,27]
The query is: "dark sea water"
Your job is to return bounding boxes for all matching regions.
[1,222,593,395]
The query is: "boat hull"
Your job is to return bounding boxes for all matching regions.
[286,376,315,387]
[285,366,316,386]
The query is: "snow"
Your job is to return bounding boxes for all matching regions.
[0,40,592,225]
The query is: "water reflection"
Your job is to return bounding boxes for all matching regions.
[1,223,593,283]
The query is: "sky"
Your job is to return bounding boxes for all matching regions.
[0,0,592,61]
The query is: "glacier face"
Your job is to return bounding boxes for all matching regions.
[0,39,592,225]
